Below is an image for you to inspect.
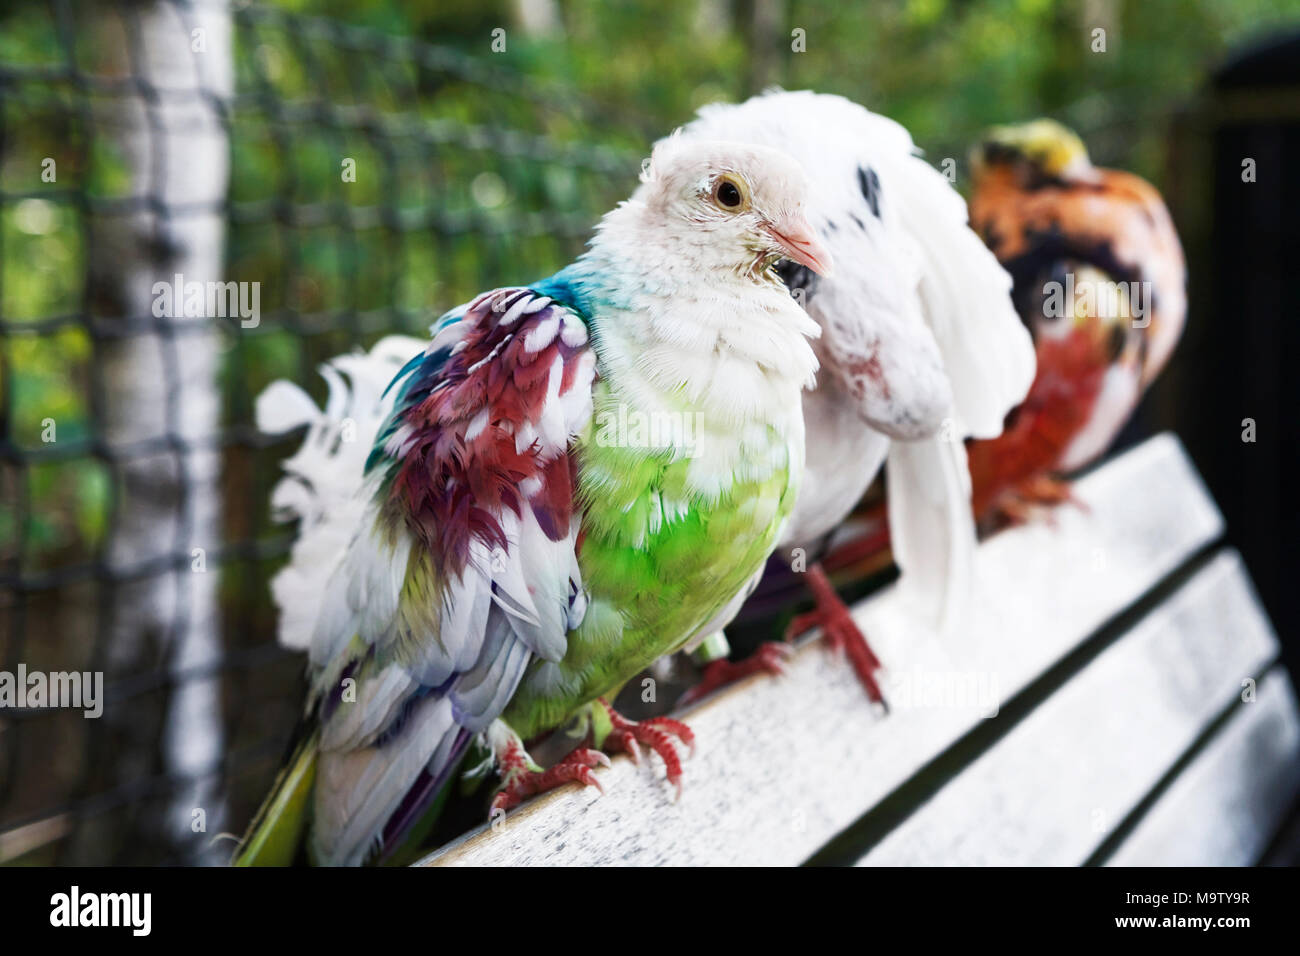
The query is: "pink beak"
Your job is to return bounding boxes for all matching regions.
[764,215,834,277]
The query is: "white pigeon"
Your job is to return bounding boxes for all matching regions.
[671,90,1036,704]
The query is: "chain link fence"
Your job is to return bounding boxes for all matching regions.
[0,0,646,864]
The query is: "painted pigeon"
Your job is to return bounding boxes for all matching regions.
[235,137,833,865]
[669,91,1035,705]
[965,119,1186,526]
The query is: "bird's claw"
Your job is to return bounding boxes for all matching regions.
[597,698,695,801]
[790,563,889,712]
[677,640,793,707]
[490,746,611,815]
[999,475,1085,527]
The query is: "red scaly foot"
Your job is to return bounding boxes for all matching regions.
[489,728,611,814]
[996,474,1087,528]
[788,561,888,712]
[1021,473,1081,508]
[677,641,793,708]
[594,697,695,801]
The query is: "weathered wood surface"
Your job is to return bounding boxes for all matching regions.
[419,434,1226,866]
[1108,670,1300,867]
[857,550,1279,865]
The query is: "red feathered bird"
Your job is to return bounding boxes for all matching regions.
[965,119,1186,526]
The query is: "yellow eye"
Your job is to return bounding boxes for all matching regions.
[712,176,745,210]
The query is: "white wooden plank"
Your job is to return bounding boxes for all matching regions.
[1107,670,1300,867]
[420,433,1223,866]
[858,550,1278,866]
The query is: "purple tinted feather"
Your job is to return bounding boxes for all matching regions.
[374,728,472,863]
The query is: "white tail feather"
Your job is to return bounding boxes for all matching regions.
[257,335,426,651]
[887,434,974,637]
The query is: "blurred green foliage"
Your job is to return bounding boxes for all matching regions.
[1,0,1298,573]
[276,0,1300,177]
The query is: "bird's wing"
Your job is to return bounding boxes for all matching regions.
[302,287,596,864]
[886,434,974,636]
[1072,167,1187,386]
[889,146,1036,439]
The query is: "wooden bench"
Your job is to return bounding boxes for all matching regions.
[416,434,1300,866]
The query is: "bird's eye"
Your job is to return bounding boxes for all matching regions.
[713,177,744,210]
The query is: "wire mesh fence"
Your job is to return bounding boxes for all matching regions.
[0,0,647,865]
